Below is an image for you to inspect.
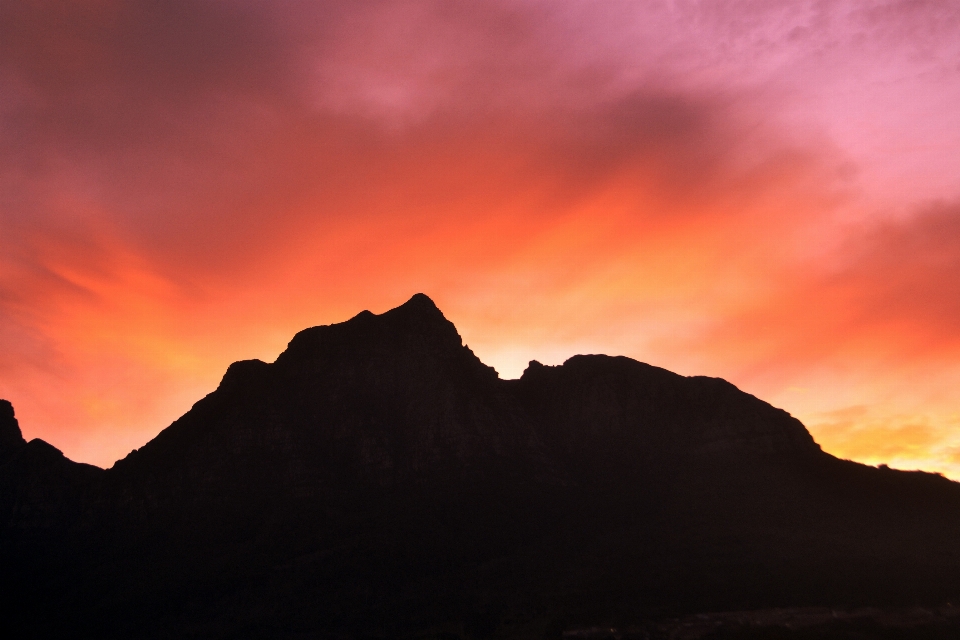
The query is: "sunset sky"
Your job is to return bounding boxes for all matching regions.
[2,1,960,474]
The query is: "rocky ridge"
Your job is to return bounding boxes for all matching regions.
[3,294,960,639]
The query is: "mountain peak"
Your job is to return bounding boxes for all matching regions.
[379,292,448,324]
[278,293,466,368]
[399,292,439,311]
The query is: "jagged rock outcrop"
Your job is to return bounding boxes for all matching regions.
[0,401,103,535]
[0,400,26,461]
[3,294,960,639]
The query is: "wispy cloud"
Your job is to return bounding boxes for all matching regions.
[1,1,959,469]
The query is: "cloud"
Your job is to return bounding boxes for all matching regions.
[1,1,959,468]
[3,0,820,299]
[841,202,960,344]
[809,404,939,463]
[700,200,960,382]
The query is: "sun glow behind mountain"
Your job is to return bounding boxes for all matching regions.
[2,1,960,474]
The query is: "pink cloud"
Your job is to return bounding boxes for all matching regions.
[1,0,959,469]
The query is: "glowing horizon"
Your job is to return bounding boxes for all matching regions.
[3,1,960,475]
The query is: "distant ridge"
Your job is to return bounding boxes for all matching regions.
[4,294,960,638]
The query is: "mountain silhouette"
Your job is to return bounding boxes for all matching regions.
[4,294,960,638]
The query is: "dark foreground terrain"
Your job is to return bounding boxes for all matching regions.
[4,294,960,638]
[566,606,960,639]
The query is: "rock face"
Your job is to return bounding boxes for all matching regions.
[3,294,960,638]
[0,401,102,533]
[0,399,26,460]
[112,294,546,494]
[516,355,819,478]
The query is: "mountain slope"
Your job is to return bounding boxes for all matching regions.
[3,294,960,638]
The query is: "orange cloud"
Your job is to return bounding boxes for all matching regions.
[2,1,960,471]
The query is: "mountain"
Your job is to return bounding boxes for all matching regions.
[4,294,960,638]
